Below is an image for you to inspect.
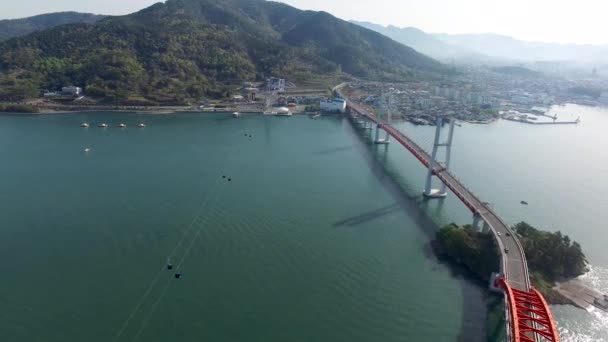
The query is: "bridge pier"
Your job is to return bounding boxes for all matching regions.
[356,118,373,131]
[375,94,392,145]
[439,119,455,195]
[482,221,491,234]
[374,124,390,144]
[472,214,482,231]
[472,214,492,234]
[353,115,365,127]
[423,118,456,198]
[489,272,504,293]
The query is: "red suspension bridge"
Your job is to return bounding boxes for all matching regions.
[343,95,559,342]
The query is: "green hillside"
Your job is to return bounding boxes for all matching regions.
[0,0,446,104]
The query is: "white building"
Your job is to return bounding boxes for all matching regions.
[416,98,431,109]
[62,86,82,96]
[320,98,346,113]
[266,77,285,92]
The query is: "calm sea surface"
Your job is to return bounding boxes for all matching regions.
[0,104,605,341]
[0,112,485,342]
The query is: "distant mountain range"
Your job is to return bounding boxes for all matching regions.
[0,12,105,41]
[352,21,608,65]
[433,33,608,63]
[350,21,478,61]
[0,0,447,104]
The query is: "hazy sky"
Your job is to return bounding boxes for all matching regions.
[1,0,606,45]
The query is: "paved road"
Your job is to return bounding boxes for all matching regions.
[345,99,531,292]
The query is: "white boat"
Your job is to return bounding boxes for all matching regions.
[84,148,91,153]
[117,123,127,128]
[232,112,240,118]
[81,123,90,128]
[137,123,146,128]
[98,123,108,128]
[312,113,321,119]
[274,107,292,116]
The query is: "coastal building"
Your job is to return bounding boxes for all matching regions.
[62,86,82,96]
[43,91,60,98]
[266,77,285,92]
[416,98,432,109]
[241,87,258,102]
[320,98,346,113]
[512,94,534,105]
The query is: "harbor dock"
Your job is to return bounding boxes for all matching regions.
[502,116,580,125]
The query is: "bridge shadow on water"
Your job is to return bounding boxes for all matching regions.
[342,117,489,342]
[313,145,355,156]
[333,204,401,227]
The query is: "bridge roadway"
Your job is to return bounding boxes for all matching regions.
[345,99,531,292]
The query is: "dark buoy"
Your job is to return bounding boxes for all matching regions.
[174,273,182,279]
[228,178,232,182]
[167,263,173,270]
[222,175,226,179]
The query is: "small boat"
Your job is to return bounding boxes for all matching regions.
[117,123,127,128]
[98,123,108,128]
[81,123,90,128]
[312,113,321,119]
[137,123,146,128]
[274,107,292,116]
[83,148,91,153]
[520,201,529,205]
[232,112,240,118]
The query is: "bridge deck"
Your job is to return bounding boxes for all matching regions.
[346,100,530,292]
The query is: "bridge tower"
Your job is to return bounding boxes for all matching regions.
[423,117,456,198]
[375,94,391,144]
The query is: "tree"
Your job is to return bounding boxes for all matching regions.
[514,222,588,282]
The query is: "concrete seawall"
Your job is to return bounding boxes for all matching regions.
[555,280,608,311]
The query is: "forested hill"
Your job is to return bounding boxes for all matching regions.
[0,0,446,104]
[0,12,105,41]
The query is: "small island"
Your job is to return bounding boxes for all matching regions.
[434,221,589,305]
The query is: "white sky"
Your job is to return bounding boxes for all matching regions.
[1,0,606,45]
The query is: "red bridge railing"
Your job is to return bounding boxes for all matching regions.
[499,279,559,342]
